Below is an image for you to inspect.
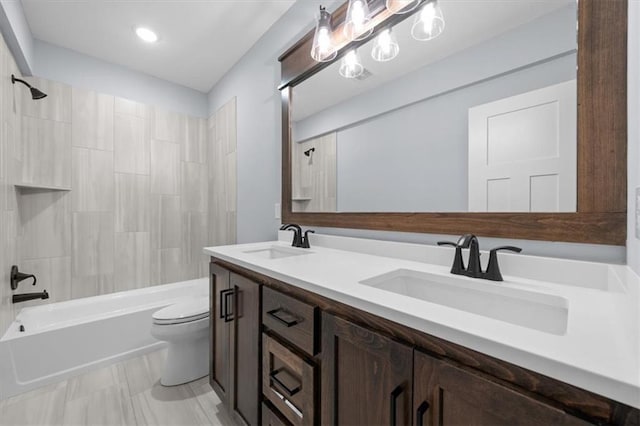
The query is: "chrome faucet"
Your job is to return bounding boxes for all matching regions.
[438,235,521,281]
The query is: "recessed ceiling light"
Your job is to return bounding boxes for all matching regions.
[135,27,158,43]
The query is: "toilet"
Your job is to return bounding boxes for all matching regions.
[151,297,210,386]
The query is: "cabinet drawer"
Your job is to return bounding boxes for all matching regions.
[263,334,315,426]
[262,402,292,426]
[262,287,318,356]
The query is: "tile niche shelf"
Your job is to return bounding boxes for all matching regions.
[14,183,71,191]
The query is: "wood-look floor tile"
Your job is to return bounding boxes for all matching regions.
[131,383,210,426]
[188,378,234,426]
[0,381,67,425]
[122,349,166,396]
[66,364,127,402]
[62,384,136,426]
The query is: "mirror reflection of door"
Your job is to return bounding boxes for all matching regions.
[468,80,577,212]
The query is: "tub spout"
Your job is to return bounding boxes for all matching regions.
[12,290,48,304]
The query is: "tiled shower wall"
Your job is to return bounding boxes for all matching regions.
[0,33,237,334]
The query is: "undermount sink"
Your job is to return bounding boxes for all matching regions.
[243,246,313,260]
[360,269,568,335]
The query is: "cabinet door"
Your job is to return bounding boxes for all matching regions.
[413,351,591,426]
[230,272,261,426]
[322,313,413,426]
[210,263,231,402]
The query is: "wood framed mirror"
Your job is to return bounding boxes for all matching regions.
[279,0,627,245]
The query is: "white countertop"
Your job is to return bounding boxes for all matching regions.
[204,233,640,408]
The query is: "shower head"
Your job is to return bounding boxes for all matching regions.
[11,74,47,100]
[30,87,47,100]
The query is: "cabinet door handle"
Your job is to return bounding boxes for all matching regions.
[267,308,300,327]
[390,385,403,426]
[269,368,301,397]
[416,401,430,426]
[224,290,234,322]
[219,289,231,319]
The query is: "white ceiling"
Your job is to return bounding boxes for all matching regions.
[293,0,576,122]
[21,0,296,93]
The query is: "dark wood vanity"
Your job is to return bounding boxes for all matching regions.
[209,257,639,426]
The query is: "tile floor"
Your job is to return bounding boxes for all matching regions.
[0,349,235,426]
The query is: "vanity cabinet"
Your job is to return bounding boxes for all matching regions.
[413,351,590,426]
[210,258,638,426]
[321,312,413,426]
[209,263,261,426]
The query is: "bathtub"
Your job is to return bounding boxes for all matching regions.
[0,278,208,399]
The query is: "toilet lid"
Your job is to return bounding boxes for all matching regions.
[153,297,209,325]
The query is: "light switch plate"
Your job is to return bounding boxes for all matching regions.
[275,203,281,220]
[636,187,640,239]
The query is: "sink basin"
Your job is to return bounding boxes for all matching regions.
[360,269,568,335]
[243,246,313,260]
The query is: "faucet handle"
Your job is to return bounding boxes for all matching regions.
[302,230,315,248]
[437,241,457,247]
[484,246,522,281]
[437,241,465,275]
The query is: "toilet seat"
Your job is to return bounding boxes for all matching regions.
[153,297,209,325]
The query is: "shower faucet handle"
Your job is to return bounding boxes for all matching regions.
[10,265,37,290]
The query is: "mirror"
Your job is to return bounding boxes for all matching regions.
[291,0,578,214]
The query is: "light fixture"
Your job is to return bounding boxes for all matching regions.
[411,0,445,41]
[135,27,158,43]
[11,74,47,100]
[386,0,421,15]
[371,28,399,62]
[311,6,337,62]
[339,49,364,78]
[344,0,373,41]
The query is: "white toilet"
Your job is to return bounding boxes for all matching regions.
[151,297,210,386]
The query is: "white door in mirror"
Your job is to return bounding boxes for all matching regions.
[468,80,577,212]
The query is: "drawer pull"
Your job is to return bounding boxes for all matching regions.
[267,308,300,327]
[390,385,403,426]
[270,368,301,397]
[416,401,430,426]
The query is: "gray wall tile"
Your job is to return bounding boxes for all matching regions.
[72,211,114,278]
[72,147,114,212]
[150,139,179,195]
[20,116,71,188]
[150,194,181,249]
[152,107,183,143]
[72,88,114,151]
[114,113,149,175]
[183,117,206,163]
[20,77,72,123]
[115,173,149,232]
[182,162,207,212]
[114,97,146,118]
[18,189,71,259]
[114,232,150,292]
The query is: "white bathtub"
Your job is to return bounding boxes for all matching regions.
[0,278,208,399]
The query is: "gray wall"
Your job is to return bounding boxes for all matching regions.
[0,1,34,73]
[208,0,626,264]
[628,1,640,274]
[335,54,575,212]
[207,0,340,244]
[33,40,208,118]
